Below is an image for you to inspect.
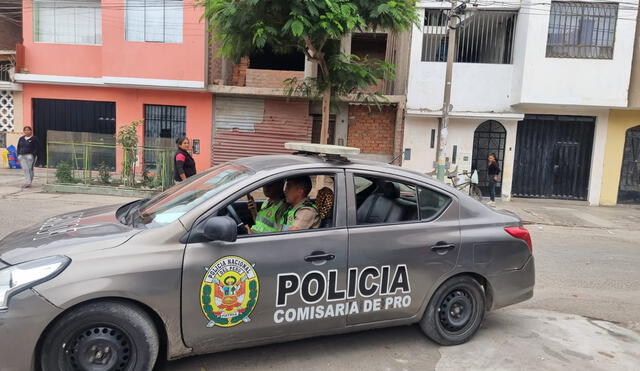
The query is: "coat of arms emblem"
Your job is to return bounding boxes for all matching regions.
[200,256,259,328]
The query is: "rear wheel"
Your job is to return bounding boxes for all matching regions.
[420,276,485,345]
[40,301,159,371]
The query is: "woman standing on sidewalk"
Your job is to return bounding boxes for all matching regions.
[487,153,501,206]
[17,126,40,189]
[173,136,196,182]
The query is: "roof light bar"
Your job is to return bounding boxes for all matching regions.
[284,142,361,156]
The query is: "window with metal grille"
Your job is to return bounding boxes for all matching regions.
[546,2,618,59]
[144,104,186,168]
[422,9,518,64]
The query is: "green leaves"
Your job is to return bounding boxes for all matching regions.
[291,20,305,36]
[201,0,417,109]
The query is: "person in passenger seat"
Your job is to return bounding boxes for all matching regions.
[282,176,320,231]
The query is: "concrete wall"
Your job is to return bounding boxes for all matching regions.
[412,1,638,110]
[21,0,206,83]
[402,115,517,199]
[600,110,640,205]
[407,6,516,113]
[512,0,637,108]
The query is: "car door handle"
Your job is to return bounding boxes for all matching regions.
[304,253,335,262]
[430,243,456,251]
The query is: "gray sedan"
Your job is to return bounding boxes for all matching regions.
[0,151,534,371]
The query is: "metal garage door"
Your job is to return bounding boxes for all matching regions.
[33,98,116,166]
[512,114,595,200]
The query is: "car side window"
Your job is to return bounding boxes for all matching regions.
[354,175,419,225]
[417,186,451,220]
[218,174,336,235]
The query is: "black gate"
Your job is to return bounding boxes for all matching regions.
[33,98,116,166]
[618,126,640,204]
[512,115,595,200]
[472,120,506,197]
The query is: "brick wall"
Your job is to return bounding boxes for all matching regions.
[0,20,20,51]
[231,57,249,86]
[208,38,223,85]
[245,69,305,89]
[347,104,397,155]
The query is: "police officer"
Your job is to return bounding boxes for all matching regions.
[246,180,288,234]
[282,176,320,231]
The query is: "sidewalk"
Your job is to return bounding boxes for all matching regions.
[494,198,640,231]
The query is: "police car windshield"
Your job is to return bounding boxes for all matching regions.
[137,164,253,226]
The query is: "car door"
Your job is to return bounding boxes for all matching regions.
[345,170,461,326]
[181,169,348,353]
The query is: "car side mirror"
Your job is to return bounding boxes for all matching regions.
[203,216,237,242]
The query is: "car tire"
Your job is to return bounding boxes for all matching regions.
[40,300,159,371]
[419,276,485,346]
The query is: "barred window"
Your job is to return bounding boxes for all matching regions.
[546,2,618,59]
[422,9,518,64]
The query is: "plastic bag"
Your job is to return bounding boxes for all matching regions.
[471,170,479,184]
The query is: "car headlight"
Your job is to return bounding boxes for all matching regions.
[0,256,70,311]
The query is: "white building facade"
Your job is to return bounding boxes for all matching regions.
[403,0,638,205]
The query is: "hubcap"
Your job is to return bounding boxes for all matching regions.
[437,289,474,334]
[62,326,133,371]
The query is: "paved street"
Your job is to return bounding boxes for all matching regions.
[1,169,639,370]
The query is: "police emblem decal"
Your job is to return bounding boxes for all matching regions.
[200,256,259,328]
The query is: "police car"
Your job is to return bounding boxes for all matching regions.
[0,143,535,371]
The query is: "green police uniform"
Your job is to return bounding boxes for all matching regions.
[282,200,319,231]
[251,200,287,233]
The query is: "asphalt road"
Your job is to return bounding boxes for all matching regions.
[1,179,639,370]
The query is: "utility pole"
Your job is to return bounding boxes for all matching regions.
[437,1,465,181]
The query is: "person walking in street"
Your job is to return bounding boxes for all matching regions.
[487,153,501,206]
[17,125,40,189]
[173,136,196,182]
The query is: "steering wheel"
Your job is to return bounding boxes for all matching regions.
[226,205,244,229]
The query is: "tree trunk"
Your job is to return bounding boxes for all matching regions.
[320,85,331,144]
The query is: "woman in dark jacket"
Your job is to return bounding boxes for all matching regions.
[487,153,501,205]
[174,136,196,182]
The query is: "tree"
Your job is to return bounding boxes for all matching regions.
[202,0,418,144]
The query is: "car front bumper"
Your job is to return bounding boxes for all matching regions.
[488,255,535,310]
[0,289,63,371]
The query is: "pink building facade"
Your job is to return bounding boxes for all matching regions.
[16,0,212,171]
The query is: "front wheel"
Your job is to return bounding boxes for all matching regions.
[419,276,486,345]
[40,301,159,371]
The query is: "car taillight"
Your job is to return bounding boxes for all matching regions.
[504,226,533,253]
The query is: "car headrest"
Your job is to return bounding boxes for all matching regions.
[315,187,334,219]
[382,182,400,199]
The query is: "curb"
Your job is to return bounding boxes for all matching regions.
[43,183,159,198]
